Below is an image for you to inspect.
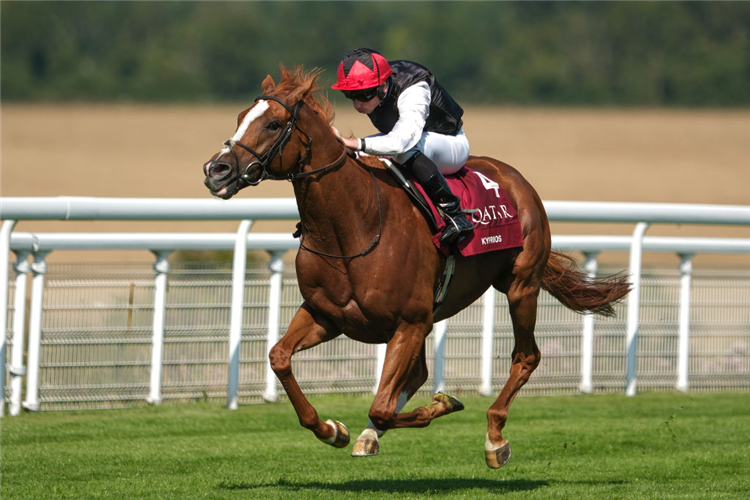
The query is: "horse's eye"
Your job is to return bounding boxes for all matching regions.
[268,121,282,132]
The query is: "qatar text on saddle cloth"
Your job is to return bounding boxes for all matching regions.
[415,166,524,257]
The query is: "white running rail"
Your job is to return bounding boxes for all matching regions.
[1,197,749,416]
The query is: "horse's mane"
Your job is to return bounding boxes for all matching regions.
[272,65,335,126]
[269,65,386,171]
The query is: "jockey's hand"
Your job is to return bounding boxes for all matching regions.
[341,137,360,151]
[330,126,360,151]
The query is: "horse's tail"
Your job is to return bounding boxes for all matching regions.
[541,251,631,318]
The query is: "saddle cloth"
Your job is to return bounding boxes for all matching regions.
[414,166,524,257]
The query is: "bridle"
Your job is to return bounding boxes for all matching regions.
[222,95,347,187]
[218,94,381,260]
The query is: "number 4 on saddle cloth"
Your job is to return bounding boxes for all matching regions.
[385,161,524,257]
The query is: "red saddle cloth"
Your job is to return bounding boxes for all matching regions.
[414,166,524,257]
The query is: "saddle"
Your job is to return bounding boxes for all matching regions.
[382,159,524,257]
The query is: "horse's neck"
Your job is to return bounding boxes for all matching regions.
[294,151,378,253]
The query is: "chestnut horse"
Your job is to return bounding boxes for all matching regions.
[203,66,630,468]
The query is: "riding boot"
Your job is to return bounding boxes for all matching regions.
[403,152,474,245]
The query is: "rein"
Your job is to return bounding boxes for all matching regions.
[298,169,382,260]
[225,95,350,184]
[290,143,348,181]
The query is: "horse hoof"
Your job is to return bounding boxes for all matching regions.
[433,392,465,413]
[484,434,511,469]
[351,428,380,457]
[351,438,380,457]
[318,419,350,448]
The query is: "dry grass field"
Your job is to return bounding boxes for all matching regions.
[2,103,748,265]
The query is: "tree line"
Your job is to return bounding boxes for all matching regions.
[2,1,748,106]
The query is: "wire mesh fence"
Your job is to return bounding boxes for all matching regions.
[4,261,749,411]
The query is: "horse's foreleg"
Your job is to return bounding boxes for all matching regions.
[390,344,465,428]
[268,304,348,447]
[351,391,408,457]
[367,324,431,431]
[486,281,542,469]
[352,344,430,457]
[352,392,465,457]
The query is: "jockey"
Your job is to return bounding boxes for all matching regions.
[331,48,474,245]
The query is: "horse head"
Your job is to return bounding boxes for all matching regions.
[203,66,330,199]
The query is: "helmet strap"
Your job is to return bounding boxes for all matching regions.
[377,80,388,100]
[374,80,389,109]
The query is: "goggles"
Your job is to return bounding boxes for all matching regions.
[342,87,380,102]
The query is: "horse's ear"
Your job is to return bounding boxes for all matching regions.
[261,75,276,94]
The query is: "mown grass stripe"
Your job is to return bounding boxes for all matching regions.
[2,392,748,499]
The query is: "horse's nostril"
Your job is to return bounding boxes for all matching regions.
[208,162,231,179]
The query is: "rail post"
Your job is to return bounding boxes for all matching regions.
[676,253,694,392]
[432,320,448,394]
[479,288,495,396]
[579,252,599,394]
[625,222,649,396]
[374,344,386,394]
[147,251,171,405]
[0,220,17,416]
[23,251,49,412]
[227,220,253,409]
[263,251,284,403]
[8,251,30,416]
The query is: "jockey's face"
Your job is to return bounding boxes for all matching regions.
[352,95,381,115]
[346,83,386,115]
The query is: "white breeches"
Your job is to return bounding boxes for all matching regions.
[393,129,470,175]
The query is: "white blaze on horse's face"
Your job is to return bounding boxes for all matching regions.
[217,100,270,159]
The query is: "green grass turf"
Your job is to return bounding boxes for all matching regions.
[1,392,748,499]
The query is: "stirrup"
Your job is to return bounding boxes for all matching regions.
[439,214,473,244]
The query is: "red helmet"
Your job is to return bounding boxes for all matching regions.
[331,48,392,91]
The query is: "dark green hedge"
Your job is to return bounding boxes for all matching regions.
[2,1,748,106]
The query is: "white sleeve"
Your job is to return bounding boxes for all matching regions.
[362,81,430,156]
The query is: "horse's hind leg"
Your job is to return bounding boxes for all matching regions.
[268,303,349,448]
[485,277,542,469]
